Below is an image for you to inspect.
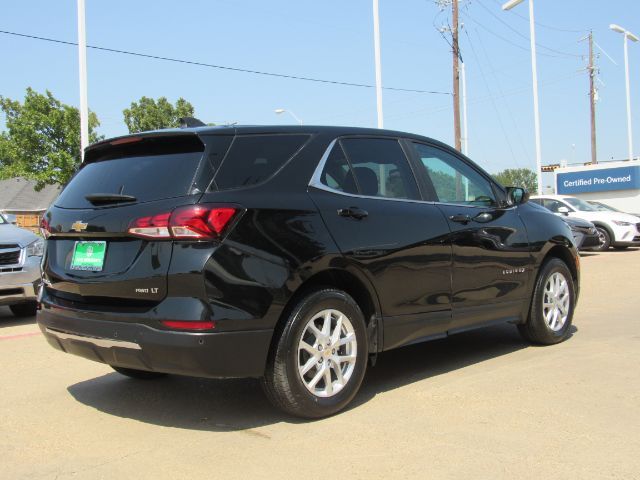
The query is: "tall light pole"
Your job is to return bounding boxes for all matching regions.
[502,0,542,194]
[274,108,303,125]
[610,24,638,162]
[372,0,384,128]
[77,0,89,161]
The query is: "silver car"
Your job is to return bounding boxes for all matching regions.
[0,213,43,317]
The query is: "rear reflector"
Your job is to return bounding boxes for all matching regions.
[110,136,143,146]
[161,320,215,330]
[127,204,240,240]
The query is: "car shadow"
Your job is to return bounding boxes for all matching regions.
[67,323,577,431]
[0,306,37,328]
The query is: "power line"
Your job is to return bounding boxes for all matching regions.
[0,29,451,96]
[474,1,583,58]
[489,0,586,34]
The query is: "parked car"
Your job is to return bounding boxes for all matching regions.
[531,195,640,251]
[38,126,580,418]
[561,216,601,251]
[587,200,640,219]
[0,212,43,317]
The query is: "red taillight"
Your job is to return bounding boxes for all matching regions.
[127,204,240,240]
[161,320,215,330]
[40,217,51,239]
[128,212,171,239]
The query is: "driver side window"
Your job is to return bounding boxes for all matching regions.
[411,143,497,206]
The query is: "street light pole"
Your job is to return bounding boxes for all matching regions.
[77,0,89,161]
[502,0,542,194]
[372,0,384,128]
[610,24,638,162]
[274,109,303,125]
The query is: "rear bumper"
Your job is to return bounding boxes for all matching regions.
[37,306,273,379]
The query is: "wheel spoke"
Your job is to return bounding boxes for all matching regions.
[332,361,345,386]
[308,322,323,340]
[299,340,318,357]
[324,365,333,395]
[299,356,318,376]
[336,332,355,348]
[322,310,332,337]
[336,354,356,364]
[308,365,325,389]
[330,314,343,345]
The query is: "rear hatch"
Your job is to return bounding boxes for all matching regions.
[42,132,226,310]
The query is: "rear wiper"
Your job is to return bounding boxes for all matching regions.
[85,193,137,205]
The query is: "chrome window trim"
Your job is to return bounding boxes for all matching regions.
[45,327,142,350]
[308,139,507,209]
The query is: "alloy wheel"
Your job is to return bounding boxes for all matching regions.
[297,309,357,398]
[542,272,571,332]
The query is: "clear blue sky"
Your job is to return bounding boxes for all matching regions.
[1,0,639,184]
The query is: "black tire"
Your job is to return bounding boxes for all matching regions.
[613,246,629,250]
[518,258,576,345]
[593,226,611,251]
[111,366,167,380]
[262,289,368,419]
[9,302,38,317]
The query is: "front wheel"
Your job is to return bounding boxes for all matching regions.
[519,258,576,345]
[262,289,368,418]
[594,227,611,251]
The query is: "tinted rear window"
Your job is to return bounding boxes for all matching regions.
[55,152,203,209]
[213,134,309,190]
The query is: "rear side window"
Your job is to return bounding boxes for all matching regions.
[56,151,204,209]
[338,138,419,200]
[213,134,309,190]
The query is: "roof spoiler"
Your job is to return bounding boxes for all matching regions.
[179,117,206,128]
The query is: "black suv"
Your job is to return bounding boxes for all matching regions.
[38,126,579,418]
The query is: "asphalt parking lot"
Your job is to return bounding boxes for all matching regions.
[1,249,639,479]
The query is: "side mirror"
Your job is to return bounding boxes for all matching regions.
[506,187,530,206]
[557,206,570,215]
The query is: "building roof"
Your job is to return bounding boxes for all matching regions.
[0,177,61,212]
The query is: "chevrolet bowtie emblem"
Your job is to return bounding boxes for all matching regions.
[71,221,88,232]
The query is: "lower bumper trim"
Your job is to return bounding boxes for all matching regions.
[44,327,141,350]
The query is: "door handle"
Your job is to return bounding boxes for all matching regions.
[449,214,472,224]
[338,207,369,220]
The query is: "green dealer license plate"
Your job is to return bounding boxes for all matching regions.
[70,241,107,271]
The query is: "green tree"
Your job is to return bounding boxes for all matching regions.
[493,168,538,192]
[123,96,195,133]
[0,88,101,189]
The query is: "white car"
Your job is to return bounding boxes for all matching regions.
[530,195,640,251]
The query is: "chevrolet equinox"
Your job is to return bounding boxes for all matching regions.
[38,125,579,418]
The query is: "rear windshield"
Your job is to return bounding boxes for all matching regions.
[55,152,203,209]
[212,134,309,190]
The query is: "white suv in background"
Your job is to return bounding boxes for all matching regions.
[531,195,640,251]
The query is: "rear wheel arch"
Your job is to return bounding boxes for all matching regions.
[271,269,381,356]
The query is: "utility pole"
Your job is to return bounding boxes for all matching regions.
[452,0,462,152]
[77,0,89,161]
[588,31,598,164]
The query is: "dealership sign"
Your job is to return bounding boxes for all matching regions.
[556,165,640,194]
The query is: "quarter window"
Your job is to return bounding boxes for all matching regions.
[339,138,420,200]
[214,134,309,190]
[411,143,496,206]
